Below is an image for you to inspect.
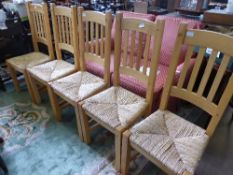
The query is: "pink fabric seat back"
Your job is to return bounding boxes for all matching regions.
[149,15,203,66]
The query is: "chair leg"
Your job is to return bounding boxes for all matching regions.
[6,63,20,92]
[74,104,84,141]
[23,71,36,103]
[115,129,122,172]
[121,130,131,175]
[27,73,41,104]
[47,85,62,121]
[78,103,91,144]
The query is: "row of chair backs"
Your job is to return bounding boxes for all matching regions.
[114,13,165,112]
[78,8,112,84]
[160,23,233,136]
[26,2,112,84]
[26,2,54,59]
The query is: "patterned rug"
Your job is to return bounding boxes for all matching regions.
[0,103,50,155]
[0,100,154,175]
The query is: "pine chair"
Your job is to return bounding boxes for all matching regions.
[27,4,78,111]
[6,2,54,102]
[79,12,165,171]
[49,7,112,140]
[121,24,233,175]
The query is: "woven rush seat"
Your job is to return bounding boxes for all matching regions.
[129,110,209,174]
[82,87,148,129]
[27,60,75,82]
[50,71,106,103]
[6,52,50,72]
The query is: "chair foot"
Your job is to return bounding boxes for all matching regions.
[23,71,37,103]
[74,104,84,141]
[78,103,91,144]
[47,86,62,121]
[6,62,20,92]
[121,130,131,175]
[27,72,41,104]
[115,130,122,172]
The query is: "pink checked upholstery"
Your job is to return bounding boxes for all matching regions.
[86,53,115,78]
[155,15,203,66]
[110,16,202,111]
[86,11,156,78]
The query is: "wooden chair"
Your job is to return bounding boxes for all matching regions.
[49,7,112,140]
[121,24,233,175]
[79,12,165,171]
[6,2,54,102]
[27,4,78,113]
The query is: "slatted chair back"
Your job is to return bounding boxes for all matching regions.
[78,7,112,85]
[114,12,165,112]
[26,2,54,59]
[160,23,233,136]
[50,4,79,69]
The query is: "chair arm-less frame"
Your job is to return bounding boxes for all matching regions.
[121,23,233,175]
[79,12,165,171]
[6,2,54,102]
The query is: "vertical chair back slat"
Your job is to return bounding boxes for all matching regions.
[160,24,233,136]
[26,2,54,59]
[61,16,65,43]
[95,23,99,55]
[187,47,206,91]
[50,4,79,69]
[85,21,89,52]
[65,16,69,44]
[143,35,151,74]
[78,8,112,85]
[129,31,136,67]
[136,32,143,70]
[197,50,218,96]
[90,22,94,53]
[114,13,165,112]
[207,55,231,102]
[123,30,129,67]
[177,45,194,88]
[100,25,104,58]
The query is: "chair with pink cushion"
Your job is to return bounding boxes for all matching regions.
[110,15,203,112]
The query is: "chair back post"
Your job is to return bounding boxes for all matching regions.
[71,5,79,70]
[145,19,165,112]
[26,2,54,59]
[113,12,123,86]
[103,11,112,86]
[160,23,188,110]
[25,2,39,52]
[43,3,54,60]
[50,3,62,60]
[77,7,85,71]
[50,4,79,69]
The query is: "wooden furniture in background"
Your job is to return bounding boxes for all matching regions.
[79,13,165,171]
[49,8,112,141]
[121,24,233,175]
[175,0,209,15]
[134,1,148,14]
[204,9,233,26]
[27,5,78,111]
[5,2,54,101]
